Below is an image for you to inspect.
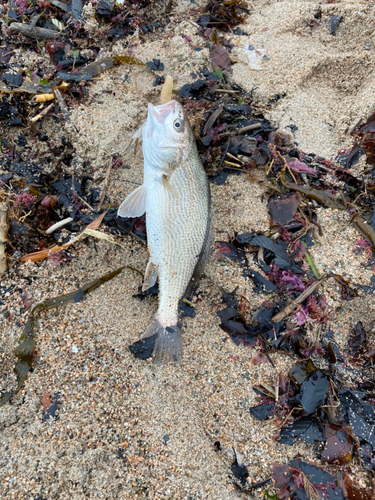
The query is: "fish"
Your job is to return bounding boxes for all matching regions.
[118,99,211,364]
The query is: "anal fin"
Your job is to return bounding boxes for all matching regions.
[142,259,158,291]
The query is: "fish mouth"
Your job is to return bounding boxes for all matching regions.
[148,100,175,125]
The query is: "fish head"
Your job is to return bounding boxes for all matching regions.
[143,100,194,169]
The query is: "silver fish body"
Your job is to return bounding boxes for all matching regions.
[118,100,211,363]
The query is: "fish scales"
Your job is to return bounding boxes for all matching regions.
[118,99,211,364]
[146,154,209,326]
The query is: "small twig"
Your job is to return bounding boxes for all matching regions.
[272,274,328,323]
[226,152,245,164]
[275,406,304,430]
[278,152,298,184]
[187,19,199,29]
[301,172,309,186]
[312,163,334,173]
[71,172,76,199]
[258,336,275,368]
[214,89,239,93]
[224,160,244,168]
[182,298,195,307]
[30,103,54,123]
[0,50,15,59]
[45,217,73,235]
[266,159,274,176]
[238,122,262,134]
[98,158,112,211]
[275,375,279,403]
[257,246,266,269]
[77,195,94,211]
[19,210,32,223]
[222,163,246,172]
[9,23,58,40]
[292,225,311,244]
[128,230,146,245]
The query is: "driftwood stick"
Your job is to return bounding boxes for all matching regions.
[238,123,262,134]
[30,102,54,123]
[9,23,58,41]
[0,202,10,275]
[272,274,328,323]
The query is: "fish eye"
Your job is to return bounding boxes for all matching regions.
[173,118,184,133]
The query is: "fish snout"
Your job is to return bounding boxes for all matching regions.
[148,101,176,125]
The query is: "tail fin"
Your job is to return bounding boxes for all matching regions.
[141,319,182,365]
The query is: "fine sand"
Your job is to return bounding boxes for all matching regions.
[1,1,375,498]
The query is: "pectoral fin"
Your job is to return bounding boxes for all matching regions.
[162,174,179,198]
[142,259,158,291]
[117,185,146,218]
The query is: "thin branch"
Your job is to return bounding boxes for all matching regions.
[272,275,328,323]
[30,103,54,123]
[9,23,58,40]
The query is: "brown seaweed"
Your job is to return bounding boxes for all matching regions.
[328,273,358,300]
[280,163,375,253]
[352,214,375,252]
[57,56,146,83]
[280,164,348,209]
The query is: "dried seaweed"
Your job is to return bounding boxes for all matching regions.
[231,455,249,486]
[321,423,353,465]
[271,462,344,500]
[128,334,157,360]
[348,321,366,356]
[42,392,61,422]
[199,0,249,31]
[237,233,303,274]
[269,193,302,226]
[210,42,232,74]
[300,370,329,414]
[58,56,146,83]
[279,416,323,445]
[250,402,275,421]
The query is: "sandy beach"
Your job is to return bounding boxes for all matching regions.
[1,0,375,498]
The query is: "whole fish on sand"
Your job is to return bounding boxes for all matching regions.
[118,79,211,364]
